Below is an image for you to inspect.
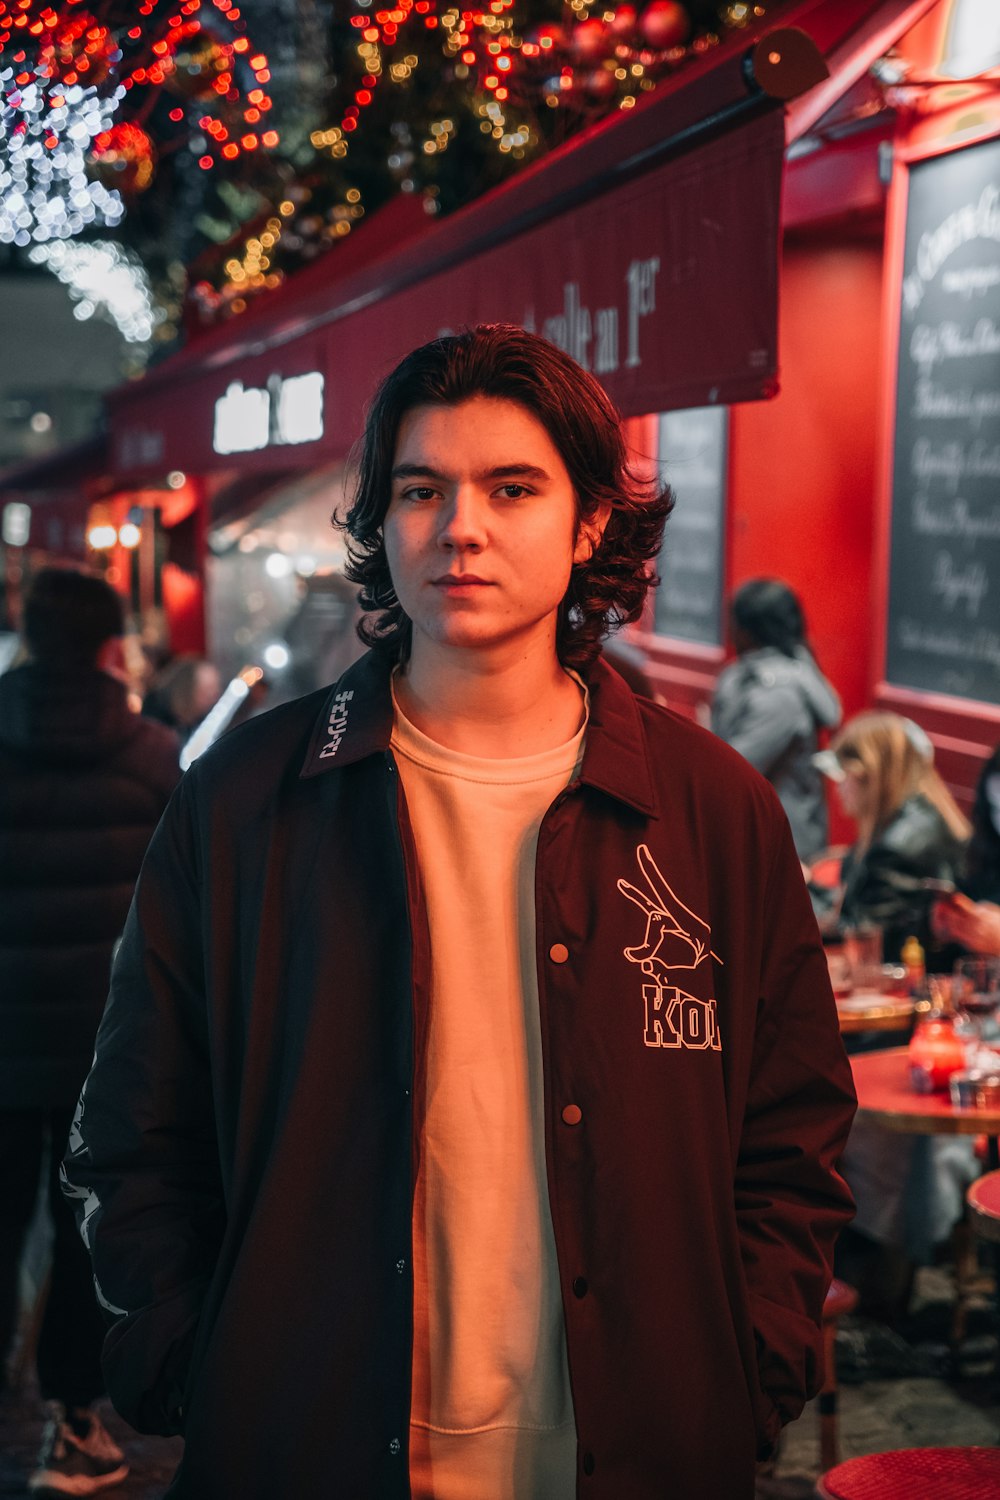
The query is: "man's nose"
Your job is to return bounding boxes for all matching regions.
[438,486,487,550]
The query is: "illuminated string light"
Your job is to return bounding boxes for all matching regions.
[211,1,771,315]
[0,0,280,242]
[27,237,160,345]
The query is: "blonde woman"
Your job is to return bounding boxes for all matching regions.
[827,711,970,963]
[827,713,974,1314]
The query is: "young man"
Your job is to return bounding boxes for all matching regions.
[64,326,856,1499]
[0,568,180,1497]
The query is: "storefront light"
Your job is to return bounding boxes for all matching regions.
[213,372,324,456]
[263,642,290,670]
[87,522,118,550]
[2,502,31,547]
[265,551,293,578]
[118,522,141,548]
[296,554,317,576]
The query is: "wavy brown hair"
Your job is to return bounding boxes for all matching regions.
[339,324,674,671]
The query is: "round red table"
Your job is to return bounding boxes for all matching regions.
[836,993,916,1034]
[849,1047,1000,1167]
[817,1447,1000,1499]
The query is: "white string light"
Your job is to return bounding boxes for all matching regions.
[0,76,125,244]
[27,238,159,345]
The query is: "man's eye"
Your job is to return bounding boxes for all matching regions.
[497,483,529,499]
[403,486,437,501]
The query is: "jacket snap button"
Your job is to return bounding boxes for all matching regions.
[572,1276,588,1298]
[561,1104,582,1126]
[396,1258,406,1275]
[583,1451,595,1476]
[549,942,569,964]
[389,1437,401,1456]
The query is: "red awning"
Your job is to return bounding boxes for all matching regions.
[107,0,919,480]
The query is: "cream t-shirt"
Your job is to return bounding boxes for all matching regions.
[392,683,585,1500]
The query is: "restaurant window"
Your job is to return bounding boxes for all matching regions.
[653,405,728,648]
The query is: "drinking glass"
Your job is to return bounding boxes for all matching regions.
[953,957,1000,1054]
[843,924,884,992]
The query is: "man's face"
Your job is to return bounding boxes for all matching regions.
[383,395,595,662]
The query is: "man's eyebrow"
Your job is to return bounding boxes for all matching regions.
[479,463,551,482]
[390,463,445,481]
[390,462,551,482]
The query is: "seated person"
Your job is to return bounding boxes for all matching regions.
[818,714,976,1312]
[933,745,1000,957]
[814,711,970,964]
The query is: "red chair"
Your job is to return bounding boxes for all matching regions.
[967,1170,1000,1245]
[820,1278,858,1470]
[816,1448,1000,1499]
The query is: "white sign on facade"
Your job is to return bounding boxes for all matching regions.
[213,371,325,456]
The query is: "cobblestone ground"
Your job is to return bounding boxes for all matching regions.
[1,1270,997,1498]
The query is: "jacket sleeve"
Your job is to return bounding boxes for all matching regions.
[736,806,857,1452]
[61,772,223,1436]
[718,680,811,780]
[842,829,961,931]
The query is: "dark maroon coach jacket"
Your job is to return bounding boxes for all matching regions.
[64,649,856,1499]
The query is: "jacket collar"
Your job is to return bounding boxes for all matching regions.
[300,650,395,774]
[576,655,659,817]
[300,648,660,818]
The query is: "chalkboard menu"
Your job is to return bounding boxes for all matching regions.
[654,405,727,646]
[886,135,1000,705]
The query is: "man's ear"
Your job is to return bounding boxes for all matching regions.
[573,500,613,565]
[96,635,128,681]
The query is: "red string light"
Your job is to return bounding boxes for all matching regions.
[0,0,281,195]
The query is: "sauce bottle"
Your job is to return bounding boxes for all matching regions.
[901,934,925,991]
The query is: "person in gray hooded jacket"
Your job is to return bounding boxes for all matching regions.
[712,578,841,862]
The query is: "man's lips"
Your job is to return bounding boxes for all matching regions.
[431,574,492,586]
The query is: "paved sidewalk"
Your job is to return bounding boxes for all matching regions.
[1,1269,997,1498]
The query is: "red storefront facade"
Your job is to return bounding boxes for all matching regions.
[5,0,996,817]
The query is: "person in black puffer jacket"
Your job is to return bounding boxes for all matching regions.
[0,568,180,1495]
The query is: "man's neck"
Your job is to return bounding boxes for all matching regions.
[394,640,585,758]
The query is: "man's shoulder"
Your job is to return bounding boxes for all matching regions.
[187,687,330,792]
[639,694,769,772]
[635,695,786,820]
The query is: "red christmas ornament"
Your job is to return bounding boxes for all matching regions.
[87,122,155,196]
[164,25,231,101]
[530,21,567,52]
[571,18,610,61]
[38,13,117,88]
[610,5,639,37]
[638,0,690,50]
